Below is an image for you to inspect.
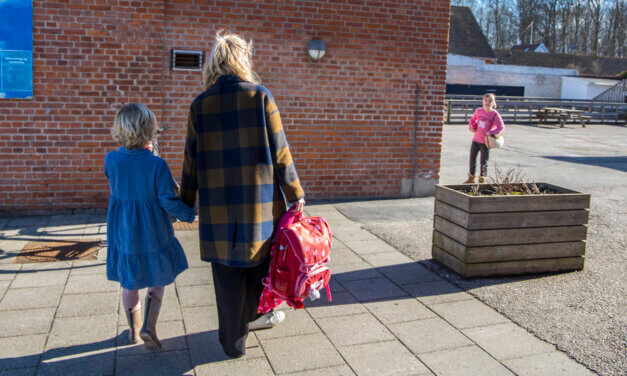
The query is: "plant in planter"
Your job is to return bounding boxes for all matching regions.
[432,168,590,278]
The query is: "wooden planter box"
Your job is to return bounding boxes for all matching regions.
[432,183,589,278]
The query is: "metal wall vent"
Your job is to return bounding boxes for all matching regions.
[171,49,204,71]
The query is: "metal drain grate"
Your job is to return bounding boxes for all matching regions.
[171,49,204,71]
[172,221,199,231]
[15,239,101,263]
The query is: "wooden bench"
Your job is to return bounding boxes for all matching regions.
[536,107,589,128]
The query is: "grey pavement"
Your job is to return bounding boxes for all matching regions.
[0,204,596,375]
[331,122,626,376]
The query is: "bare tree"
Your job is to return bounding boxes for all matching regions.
[452,0,624,58]
[587,0,603,55]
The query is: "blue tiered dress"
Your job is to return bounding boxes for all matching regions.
[104,147,195,290]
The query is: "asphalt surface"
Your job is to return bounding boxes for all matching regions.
[331,122,627,376]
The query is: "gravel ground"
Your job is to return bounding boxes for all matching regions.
[332,123,627,376]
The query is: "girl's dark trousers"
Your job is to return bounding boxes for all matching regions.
[469,141,490,176]
[211,256,270,358]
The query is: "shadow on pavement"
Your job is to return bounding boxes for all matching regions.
[0,330,248,375]
[540,155,627,172]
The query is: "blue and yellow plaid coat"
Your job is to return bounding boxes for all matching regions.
[180,75,304,267]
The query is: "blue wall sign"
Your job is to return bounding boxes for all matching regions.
[0,0,33,99]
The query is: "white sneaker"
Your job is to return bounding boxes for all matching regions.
[249,311,285,331]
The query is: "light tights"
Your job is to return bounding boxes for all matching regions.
[122,286,165,311]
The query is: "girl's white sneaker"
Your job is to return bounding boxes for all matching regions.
[249,311,285,331]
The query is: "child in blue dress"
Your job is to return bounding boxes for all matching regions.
[105,103,195,351]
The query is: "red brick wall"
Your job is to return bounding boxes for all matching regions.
[0,0,450,214]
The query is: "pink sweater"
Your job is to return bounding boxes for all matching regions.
[469,108,504,144]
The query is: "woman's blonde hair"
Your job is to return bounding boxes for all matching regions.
[202,30,260,90]
[483,93,497,110]
[111,103,156,149]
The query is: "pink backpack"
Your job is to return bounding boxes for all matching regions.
[258,209,332,313]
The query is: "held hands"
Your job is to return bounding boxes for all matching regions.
[291,198,305,213]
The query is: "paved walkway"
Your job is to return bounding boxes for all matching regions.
[0,206,595,375]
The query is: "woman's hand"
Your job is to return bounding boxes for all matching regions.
[291,198,305,213]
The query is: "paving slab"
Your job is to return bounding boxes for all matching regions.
[306,291,367,319]
[429,300,510,330]
[0,240,27,262]
[360,251,413,267]
[186,330,264,366]
[0,286,63,311]
[11,268,69,289]
[261,333,344,374]
[195,357,274,376]
[0,367,36,376]
[0,308,56,337]
[340,239,398,254]
[97,247,108,261]
[389,317,473,354]
[283,365,357,376]
[327,246,363,267]
[341,277,408,302]
[364,298,435,324]
[419,345,515,376]
[6,217,50,228]
[182,305,220,333]
[331,261,384,283]
[254,308,320,340]
[402,280,474,305]
[315,313,394,347]
[177,284,216,307]
[377,262,442,286]
[328,278,346,293]
[305,204,342,214]
[57,291,118,317]
[503,351,597,376]
[175,266,213,286]
[37,348,115,376]
[0,264,21,280]
[68,262,106,276]
[463,323,555,360]
[117,320,187,355]
[115,350,193,376]
[45,314,118,349]
[184,254,207,268]
[338,341,431,376]
[332,229,381,243]
[0,334,46,371]
[63,273,119,294]
[0,281,9,298]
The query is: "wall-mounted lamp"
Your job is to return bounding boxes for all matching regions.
[306,40,326,62]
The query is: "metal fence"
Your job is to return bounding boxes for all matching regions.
[444,95,627,125]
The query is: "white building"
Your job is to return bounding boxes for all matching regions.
[561,77,621,100]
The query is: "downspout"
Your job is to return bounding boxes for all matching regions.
[410,84,419,197]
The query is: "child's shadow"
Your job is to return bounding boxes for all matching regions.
[2,330,245,376]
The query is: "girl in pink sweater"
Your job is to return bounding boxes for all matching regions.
[465,93,504,183]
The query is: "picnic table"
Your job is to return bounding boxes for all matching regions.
[535,107,591,128]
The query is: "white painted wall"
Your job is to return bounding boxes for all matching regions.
[560,77,588,99]
[560,76,619,100]
[447,54,578,98]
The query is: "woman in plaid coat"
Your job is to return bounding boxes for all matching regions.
[180,31,305,358]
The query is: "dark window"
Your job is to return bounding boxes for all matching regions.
[446,84,524,96]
